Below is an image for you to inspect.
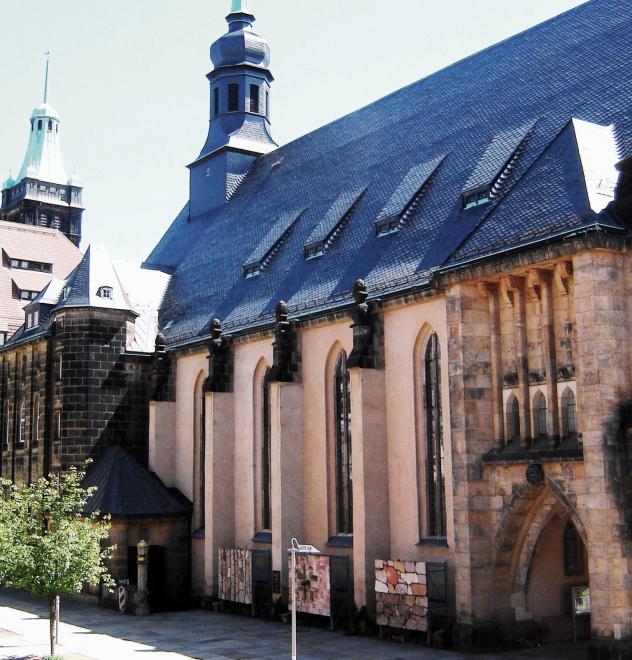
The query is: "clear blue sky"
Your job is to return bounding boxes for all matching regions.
[0,0,587,262]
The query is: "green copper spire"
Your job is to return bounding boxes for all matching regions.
[230,0,252,15]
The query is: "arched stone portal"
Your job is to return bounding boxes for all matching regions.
[493,478,589,640]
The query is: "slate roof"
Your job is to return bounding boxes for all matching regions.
[0,221,81,336]
[6,244,170,352]
[146,0,632,347]
[83,446,190,519]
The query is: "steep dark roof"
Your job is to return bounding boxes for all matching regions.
[147,0,632,346]
[83,446,190,519]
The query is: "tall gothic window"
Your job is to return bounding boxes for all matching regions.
[533,391,547,438]
[193,372,206,530]
[506,394,521,443]
[561,388,577,440]
[261,369,272,531]
[425,333,446,538]
[334,352,352,535]
[17,402,26,447]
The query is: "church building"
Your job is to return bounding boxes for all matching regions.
[2,0,632,654]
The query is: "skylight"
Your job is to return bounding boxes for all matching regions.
[243,208,305,278]
[304,185,367,259]
[461,120,536,209]
[375,156,444,236]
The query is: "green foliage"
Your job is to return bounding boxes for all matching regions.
[0,465,114,600]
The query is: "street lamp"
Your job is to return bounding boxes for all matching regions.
[288,538,320,660]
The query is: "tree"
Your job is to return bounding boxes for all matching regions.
[0,465,114,657]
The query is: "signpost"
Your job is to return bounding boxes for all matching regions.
[288,538,320,660]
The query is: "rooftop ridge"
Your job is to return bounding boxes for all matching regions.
[266,1,592,154]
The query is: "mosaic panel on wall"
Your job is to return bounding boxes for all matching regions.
[375,559,428,631]
[289,553,331,617]
[218,548,252,604]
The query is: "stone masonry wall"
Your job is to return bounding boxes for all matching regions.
[55,308,152,469]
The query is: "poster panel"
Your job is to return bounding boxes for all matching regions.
[218,547,253,605]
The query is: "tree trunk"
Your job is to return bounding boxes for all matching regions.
[49,595,59,656]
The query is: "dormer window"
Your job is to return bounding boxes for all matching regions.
[97,286,113,299]
[26,311,39,329]
[463,189,490,210]
[461,120,535,210]
[244,264,261,278]
[374,157,444,237]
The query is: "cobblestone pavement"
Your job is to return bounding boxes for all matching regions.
[0,590,587,660]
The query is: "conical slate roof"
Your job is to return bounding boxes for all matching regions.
[83,446,190,519]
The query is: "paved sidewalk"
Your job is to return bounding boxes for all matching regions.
[0,590,587,660]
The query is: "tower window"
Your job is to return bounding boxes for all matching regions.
[266,91,270,118]
[38,120,43,131]
[213,87,220,117]
[48,120,53,131]
[228,83,239,112]
[249,85,260,114]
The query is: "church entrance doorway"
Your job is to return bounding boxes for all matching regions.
[525,513,590,641]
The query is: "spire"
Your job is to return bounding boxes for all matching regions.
[188,0,276,218]
[43,51,50,103]
[230,0,252,15]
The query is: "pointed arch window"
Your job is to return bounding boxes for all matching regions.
[193,372,206,530]
[506,394,521,443]
[334,351,353,535]
[425,333,446,538]
[261,368,272,531]
[563,521,584,576]
[533,391,547,438]
[561,389,577,441]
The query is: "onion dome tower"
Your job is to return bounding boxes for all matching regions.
[188,0,277,218]
[0,57,84,247]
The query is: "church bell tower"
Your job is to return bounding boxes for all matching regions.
[0,56,84,247]
[188,0,277,219]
